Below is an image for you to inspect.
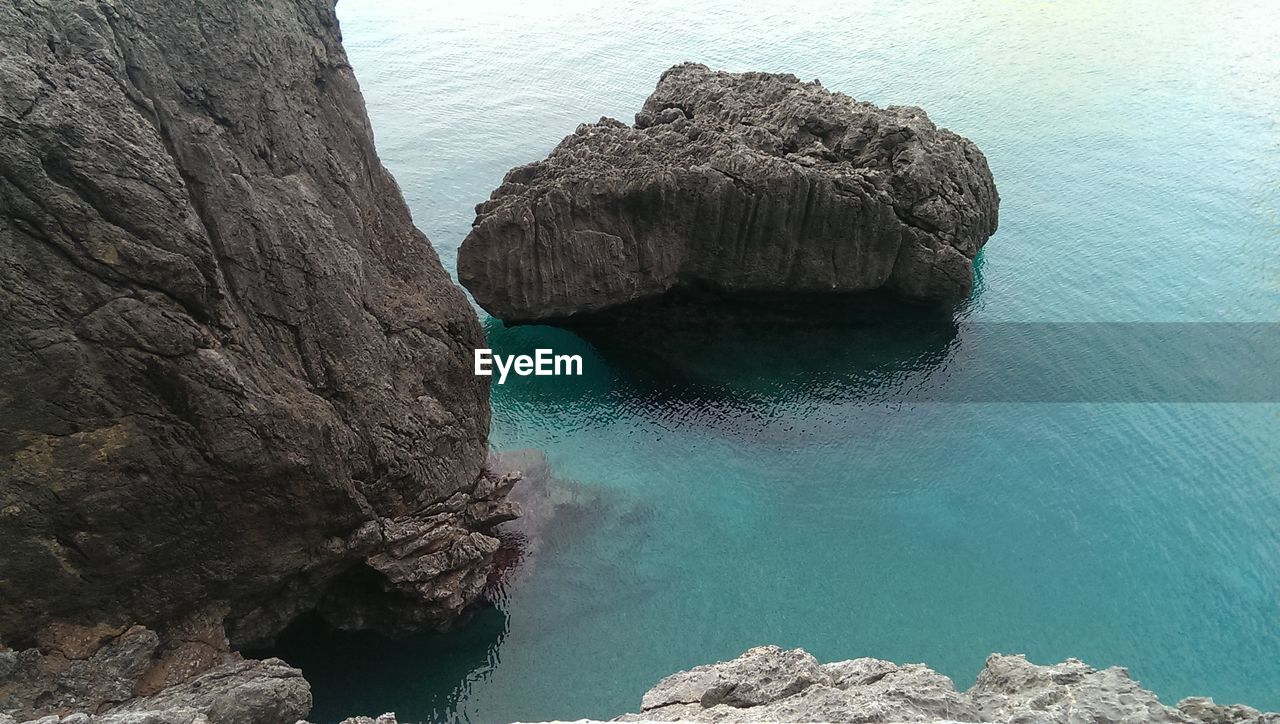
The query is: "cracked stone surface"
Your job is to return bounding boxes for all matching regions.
[1,0,505,699]
[458,63,999,324]
[612,646,1279,723]
[0,616,308,723]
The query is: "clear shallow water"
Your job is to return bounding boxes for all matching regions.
[273,1,1280,720]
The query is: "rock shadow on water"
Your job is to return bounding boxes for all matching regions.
[486,291,1280,407]
[253,606,509,724]
[492,287,964,408]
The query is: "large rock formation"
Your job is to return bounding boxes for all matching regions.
[458,63,999,324]
[1,0,510,719]
[613,646,1279,723]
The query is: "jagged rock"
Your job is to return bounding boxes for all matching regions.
[0,626,161,716]
[0,619,307,724]
[108,658,308,724]
[639,646,828,711]
[967,654,1189,722]
[458,63,999,324]
[613,647,1279,723]
[1,0,503,664]
[315,468,521,636]
[1178,697,1276,724]
[619,646,975,723]
[817,659,979,722]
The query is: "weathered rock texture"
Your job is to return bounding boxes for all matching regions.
[0,616,309,723]
[614,646,1279,723]
[1,0,510,718]
[458,63,999,324]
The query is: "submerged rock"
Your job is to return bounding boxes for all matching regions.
[459,63,999,324]
[612,646,1278,723]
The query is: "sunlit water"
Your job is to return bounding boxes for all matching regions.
[270,1,1280,721]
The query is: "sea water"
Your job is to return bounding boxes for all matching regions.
[270,1,1280,721]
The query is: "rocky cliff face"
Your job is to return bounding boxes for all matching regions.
[458,63,999,324]
[614,646,1279,723]
[1,0,506,718]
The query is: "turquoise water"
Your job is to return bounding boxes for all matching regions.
[275,1,1280,721]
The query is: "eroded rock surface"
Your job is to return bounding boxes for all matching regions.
[1,0,508,719]
[613,646,1279,723]
[0,0,499,644]
[0,618,308,724]
[459,63,999,324]
[968,654,1185,723]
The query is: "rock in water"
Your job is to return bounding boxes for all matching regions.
[0,0,506,672]
[458,63,999,324]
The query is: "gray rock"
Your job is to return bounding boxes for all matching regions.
[0,0,502,659]
[459,63,999,324]
[12,713,209,724]
[819,659,979,722]
[0,626,161,717]
[1178,697,1279,724]
[110,658,309,724]
[614,647,1277,723]
[620,646,975,723]
[332,716,397,724]
[93,713,207,724]
[640,646,828,711]
[968,654,1190,723]
[0,618,307,724]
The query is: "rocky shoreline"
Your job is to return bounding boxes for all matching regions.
[0,0,1267,722]
[10,645,1275,723]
